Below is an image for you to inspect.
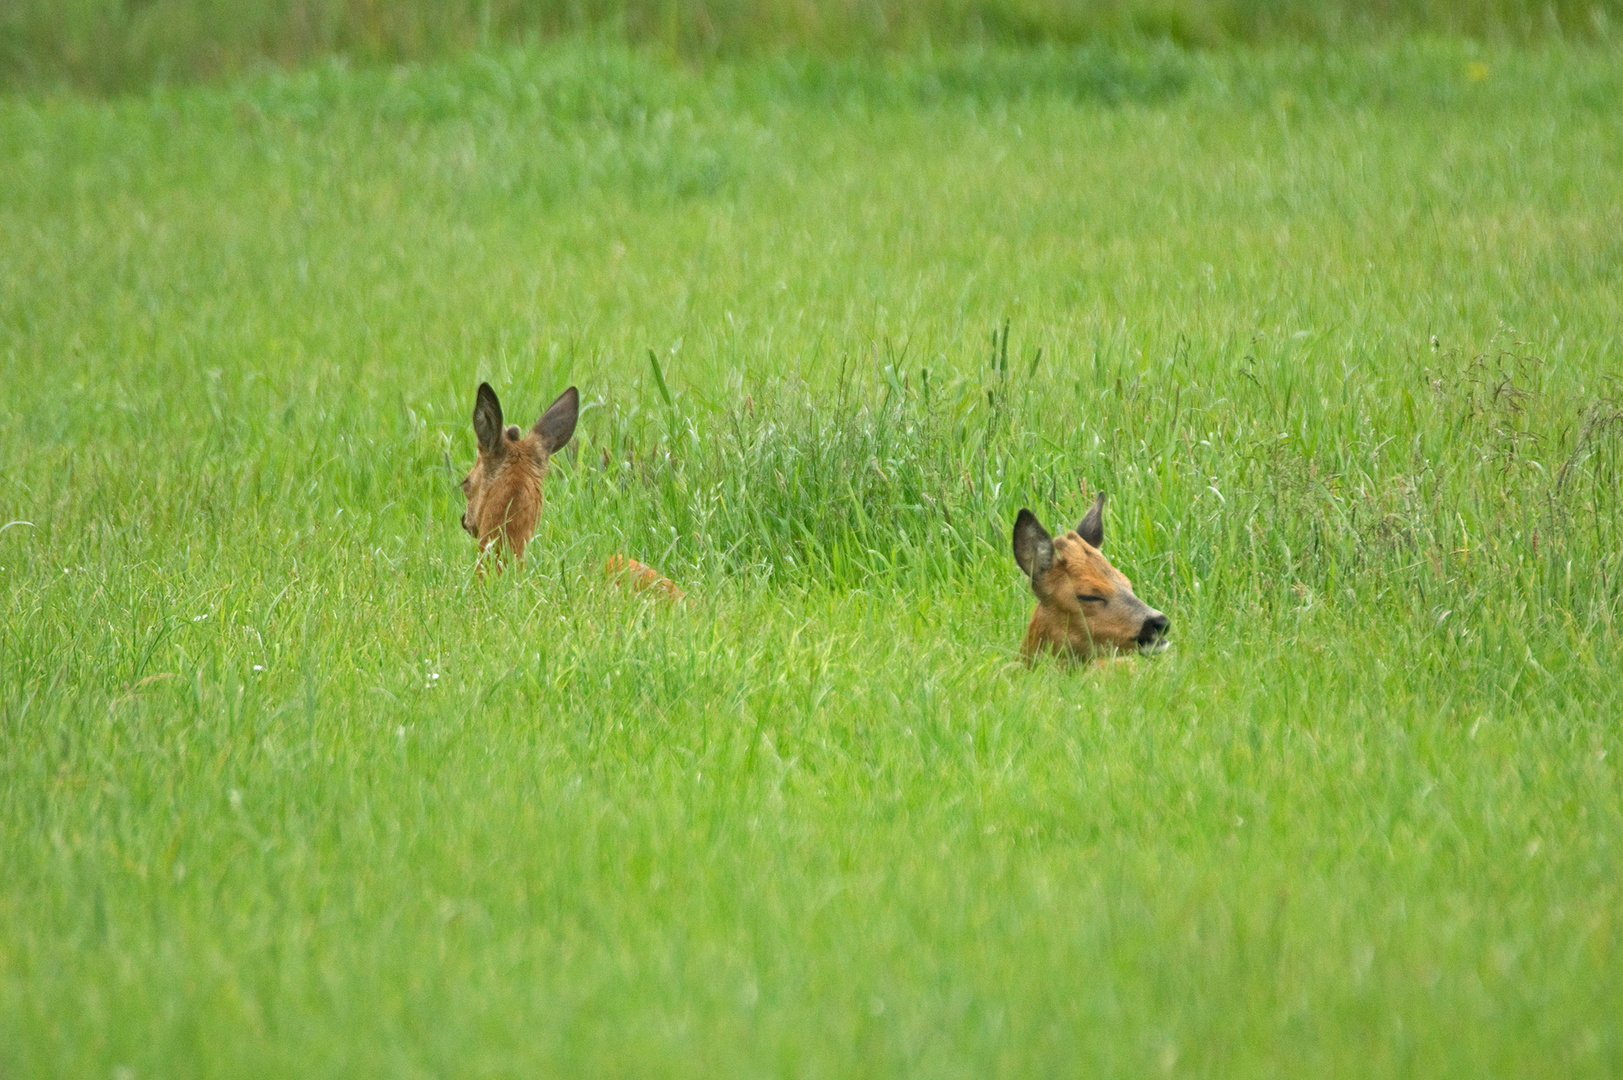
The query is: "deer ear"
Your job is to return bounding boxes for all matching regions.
[1013,509,1054,586]
[1077,490,1105,549]
[533,386,579,454]
[473,383,504,455]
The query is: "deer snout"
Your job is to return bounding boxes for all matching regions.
[1137,612,1170,646]
[461,510,477,537]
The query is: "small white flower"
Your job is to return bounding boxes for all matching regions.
[252,664,264,672]
[193,614,209,622]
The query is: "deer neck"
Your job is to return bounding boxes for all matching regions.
[487,455,546,557]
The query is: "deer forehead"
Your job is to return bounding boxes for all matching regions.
[1051,534,1130,591]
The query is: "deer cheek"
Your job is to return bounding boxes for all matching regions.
[1103,610,1139,648]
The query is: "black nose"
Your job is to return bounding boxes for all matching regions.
[1138,614,1170,644]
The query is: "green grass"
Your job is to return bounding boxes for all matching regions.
[3,37,1623,1078]
[5,0,1621,93]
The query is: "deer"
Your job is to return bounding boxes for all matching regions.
[1012,492,1169,665]
[460,381,685,601]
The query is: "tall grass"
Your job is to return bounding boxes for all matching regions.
[2,38,1622,1078]
[4,0,1621,92]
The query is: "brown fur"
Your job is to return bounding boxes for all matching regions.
[605,554,688,604]
[461,382,684,600]
[1013,493,1169,664]
[461,383,576,564]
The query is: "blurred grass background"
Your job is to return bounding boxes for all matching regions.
[3,0,1620,93]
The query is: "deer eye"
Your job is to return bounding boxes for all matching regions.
[1076,594,1107,605]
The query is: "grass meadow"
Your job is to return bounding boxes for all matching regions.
[8,0,1620,93]
[3,35,1623,1078]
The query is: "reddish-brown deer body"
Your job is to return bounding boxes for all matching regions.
[461,383,576,562]
[461,382,684,600]
[605,554,688,603]
[1013,493,1169,664]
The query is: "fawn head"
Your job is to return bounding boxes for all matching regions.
[461,382,578,561]
[1012,492,1169,661]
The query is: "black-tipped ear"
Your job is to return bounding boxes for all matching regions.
[474,383,504,455]
[533,386,579,454]
[1077,490,1105,549]
[1013,509,1055,585]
